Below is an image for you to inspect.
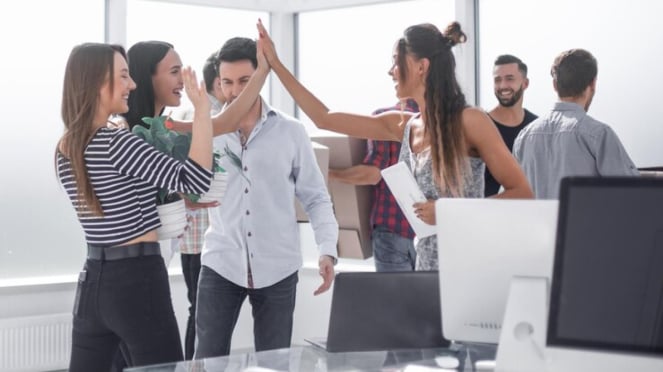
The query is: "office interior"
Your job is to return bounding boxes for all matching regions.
[1,0,663,371]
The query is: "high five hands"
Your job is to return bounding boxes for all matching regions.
[256,19,279,68]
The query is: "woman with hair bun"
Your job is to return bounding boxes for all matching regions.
[257,20,532,270]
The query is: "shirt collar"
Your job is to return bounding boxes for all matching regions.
[553,101,585,112]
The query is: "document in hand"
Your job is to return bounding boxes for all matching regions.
[380,161,436,238]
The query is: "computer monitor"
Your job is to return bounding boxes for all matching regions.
[545,176,663,371]
[435,198,559,344]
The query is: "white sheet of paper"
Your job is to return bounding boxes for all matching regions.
[380,161,436,238]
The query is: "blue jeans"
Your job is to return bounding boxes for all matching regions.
[194,266,298,359]
[372,226,416,272]
[69,255,183,371]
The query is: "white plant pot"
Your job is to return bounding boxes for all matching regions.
[156,199,187,240]
[198,171,228,204]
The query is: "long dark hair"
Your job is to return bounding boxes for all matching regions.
[125,41,174,129]
[397,22,468,196]
[58,43,127,216]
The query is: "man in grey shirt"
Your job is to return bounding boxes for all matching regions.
[513,49,638,199]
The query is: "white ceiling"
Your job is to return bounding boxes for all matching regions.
[144,0,412,12]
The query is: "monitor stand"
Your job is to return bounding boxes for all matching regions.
[495,276,663,372]
[495,276,549,372]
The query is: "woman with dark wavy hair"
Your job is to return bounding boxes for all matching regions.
[257,20,532,270]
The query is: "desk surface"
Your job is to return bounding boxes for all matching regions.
[125,343,496,371]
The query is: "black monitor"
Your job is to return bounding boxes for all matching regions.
[548,176,663,359]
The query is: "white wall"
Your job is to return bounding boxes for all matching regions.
[0,264,348,359]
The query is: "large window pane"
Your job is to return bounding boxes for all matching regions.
[126,1,270,114]
[0,1,104,280]
[479,0,663,167]
[298,0,456,132]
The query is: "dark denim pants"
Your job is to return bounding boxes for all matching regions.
[181,253,202,360]
[68,254,183,371]
[194,266,298,359]
[372,226,417,272]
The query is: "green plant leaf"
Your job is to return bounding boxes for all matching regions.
[224,144,251,185]
[134,115,223,204]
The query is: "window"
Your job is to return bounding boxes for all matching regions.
[479,0,663,167]
[298,0,455,132]
[0,0,104,280]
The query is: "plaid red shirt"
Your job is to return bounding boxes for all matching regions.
[364,99,419,239]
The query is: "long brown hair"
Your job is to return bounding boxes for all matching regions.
[57,43,126,216]
[397,22,468,196]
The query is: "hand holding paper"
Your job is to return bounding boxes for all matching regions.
[381,162,437,238]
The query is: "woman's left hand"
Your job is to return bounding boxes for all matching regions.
[413,199,436,225]
[182,66,211,114]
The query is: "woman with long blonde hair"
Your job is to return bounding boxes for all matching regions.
[56,42,266,371]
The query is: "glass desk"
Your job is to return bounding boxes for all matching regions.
[125,343,496,372]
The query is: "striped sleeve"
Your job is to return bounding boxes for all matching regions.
[108,129,213,195]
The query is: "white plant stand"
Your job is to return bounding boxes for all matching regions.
[156,199,187,240]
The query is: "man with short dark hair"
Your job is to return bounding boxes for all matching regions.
[484,54,537,197]
[513,49,638,199]
[194,37,338,358]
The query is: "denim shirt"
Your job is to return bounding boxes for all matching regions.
[513,101,639,199]
[203,98,339,288]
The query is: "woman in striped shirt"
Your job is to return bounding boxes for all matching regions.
[56,42,268,371]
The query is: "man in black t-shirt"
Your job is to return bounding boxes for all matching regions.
[485,54,537,196]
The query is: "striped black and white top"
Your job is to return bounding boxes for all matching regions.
[57,127,212,246]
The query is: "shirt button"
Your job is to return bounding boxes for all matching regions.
[246,210,250,215]
[245,188,249,194]
[243,166,248,171]
[248,232,252,237]
[244,146,248,151]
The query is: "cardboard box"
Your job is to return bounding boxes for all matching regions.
[309,132,374,259]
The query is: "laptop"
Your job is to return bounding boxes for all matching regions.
[305,271,449,352]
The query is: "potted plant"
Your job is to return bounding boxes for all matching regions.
[132,115,226,239]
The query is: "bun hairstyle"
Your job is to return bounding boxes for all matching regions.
[397,22,469,197]
[442,21,467,47]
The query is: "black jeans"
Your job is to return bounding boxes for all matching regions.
[69,254,183,371]
[195,266,298,359]
[181,253,202,360]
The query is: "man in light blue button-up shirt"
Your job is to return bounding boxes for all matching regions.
[514,49,638,199]
[195,37,339,359]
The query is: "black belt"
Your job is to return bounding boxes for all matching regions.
[87,242,161,261]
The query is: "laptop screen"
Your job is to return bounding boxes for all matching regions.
[547,176,663,355]
[324,271,449,352]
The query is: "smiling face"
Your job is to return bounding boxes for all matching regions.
[152,48,183,111]
[97,51,136,122]
[388,42,425,101]
[493,62,528,107]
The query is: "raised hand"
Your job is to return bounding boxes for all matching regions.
[182,66,211,114]
[256,18,279,67]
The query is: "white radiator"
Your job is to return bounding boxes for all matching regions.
[0,313,71,372]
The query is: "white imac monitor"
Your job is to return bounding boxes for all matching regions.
[435,198,559,344]
[545,176,663,371]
